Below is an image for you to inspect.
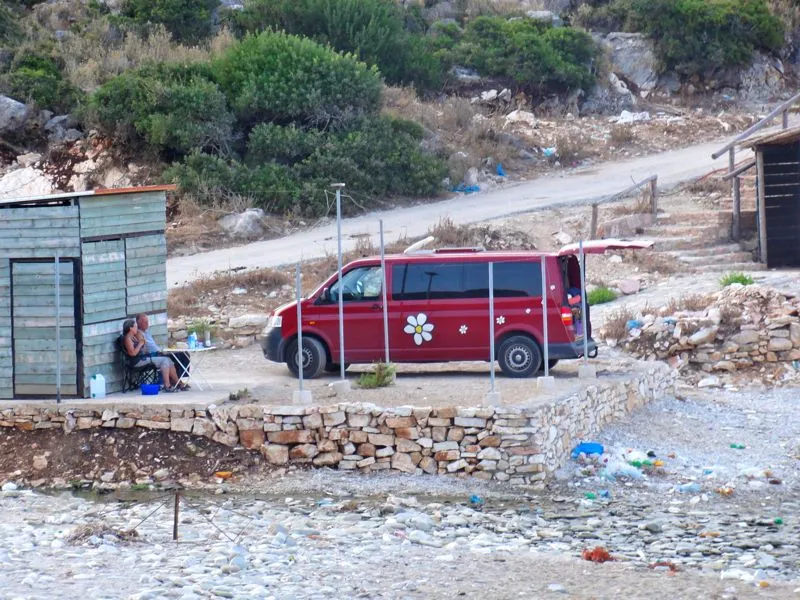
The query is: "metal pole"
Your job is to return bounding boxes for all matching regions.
[541,261,549,377]
[488,262,495,393]
[296,262,304,391]
[579,240,588,364]
[173,491,180,541]
[55,252,61,404]
[334,183,346,380]
[379,220,390,364]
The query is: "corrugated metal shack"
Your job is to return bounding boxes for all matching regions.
[741,126,800,268]
[0,185,174,399]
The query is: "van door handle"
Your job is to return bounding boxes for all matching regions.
[371,303,383,310]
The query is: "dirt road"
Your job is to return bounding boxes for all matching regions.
[167,139,746,287]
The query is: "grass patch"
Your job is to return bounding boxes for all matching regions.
[357,362,396,389]
[588,285,617,305]
[720,271,754,287]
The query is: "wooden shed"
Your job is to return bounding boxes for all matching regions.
[742,126,800,268]
[0,185,174,399]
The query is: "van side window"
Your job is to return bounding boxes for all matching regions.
[462,261,543,297]
[392,263,463,300]
[328,266,383,302]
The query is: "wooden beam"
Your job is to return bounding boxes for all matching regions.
[732,176,741,240]
[756,151,768,265]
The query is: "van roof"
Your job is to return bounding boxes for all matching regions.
[349,250,552,266]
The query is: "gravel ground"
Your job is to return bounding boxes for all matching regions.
[2,386,799,599]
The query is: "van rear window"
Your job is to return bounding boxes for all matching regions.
[392,261,542,300]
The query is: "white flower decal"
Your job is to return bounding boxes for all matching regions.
[459,325,468,335]
[404,313,434,346]
[525,308,531,314]
[496,316,506,325]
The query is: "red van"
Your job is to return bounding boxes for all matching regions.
[261,242,650,378]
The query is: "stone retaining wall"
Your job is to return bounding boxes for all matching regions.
[2,366,675,485]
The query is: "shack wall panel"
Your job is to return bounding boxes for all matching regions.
[0,206,80,259]
[82,240,126,326]
[0,259,9,399]
[79,192,166,239]
[126,235,167,315]
[81,319,125,396]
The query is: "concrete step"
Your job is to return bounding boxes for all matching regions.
[663,243,743,258]
[656,211,731,226]
[676,251,755,265]
[692,261,767,272]
[643,224,727,237]
[651,236,715,251]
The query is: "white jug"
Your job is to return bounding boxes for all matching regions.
[90,373,106,399]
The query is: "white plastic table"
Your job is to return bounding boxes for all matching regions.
[163,346,217,391]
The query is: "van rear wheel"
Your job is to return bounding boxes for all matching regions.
[286,337,327,379]
[498,335,542,378]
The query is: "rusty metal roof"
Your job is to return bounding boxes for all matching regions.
[0,184,176,207]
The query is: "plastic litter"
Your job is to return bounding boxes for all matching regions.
[599,490,611,498]
[730,443,746,450]
[571,442,604,458]
[774,517,783,525]
[676,482,702,493]
[542,147,557,158]
[601,460,643,481]
[496,163,506,177]
[469,494,484,507]
[582,546,614,563]
[626,319,644,331]
[584,492,597,500]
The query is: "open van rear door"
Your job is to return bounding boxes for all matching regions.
[558,239,654,256]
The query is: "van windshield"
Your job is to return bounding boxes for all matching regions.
[392,261,542,300]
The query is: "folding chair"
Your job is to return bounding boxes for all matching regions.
[117,336,159,392]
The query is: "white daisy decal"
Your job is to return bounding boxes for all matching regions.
[459,324,468,335]
[496,316,506,325]
[525,308,531,314]
[404,313,434,346]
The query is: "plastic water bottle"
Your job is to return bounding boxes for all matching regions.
[90,373,106,399]
[188,332,197,349]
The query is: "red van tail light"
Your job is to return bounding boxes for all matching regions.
[561,307,574,328]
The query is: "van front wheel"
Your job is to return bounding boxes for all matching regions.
[286,337,327,379]
[498,335,542,378]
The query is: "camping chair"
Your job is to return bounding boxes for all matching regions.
[117,336,159,392]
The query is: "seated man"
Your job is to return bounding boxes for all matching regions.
[122,319,184,392]
[136,313,191,385]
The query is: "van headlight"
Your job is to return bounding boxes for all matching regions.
[267,315,282,328]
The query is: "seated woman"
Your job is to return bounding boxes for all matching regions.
[122,319,185,392]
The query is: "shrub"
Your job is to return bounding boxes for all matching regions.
[720,271,754,287]
[588,285,618,305]
[0,4,21,44]
[357,362,396,388]
[447,16,597,97]
[1,50,82,112]
[602,306,635,341]
[622,0,784,77]
[91,62,234,155]
[211,30,382,126]
[224,0,442,91]
[119,0,220,44]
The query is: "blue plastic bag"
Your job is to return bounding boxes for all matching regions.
[496,163,506,177]
[571,442,604,459]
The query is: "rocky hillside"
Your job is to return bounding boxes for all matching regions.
[0,0,797,226]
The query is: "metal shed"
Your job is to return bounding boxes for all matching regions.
[0,185,174,399]
[741,126,800,268]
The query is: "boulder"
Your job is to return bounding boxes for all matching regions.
[219,208,265,238]
[604,33,658,94]
[16,153,41,168]
[504,109,537,128]
[0,95,28,133]
[0,167,54,200]
[689,326,717,346]
[731,330,760,346]
[228,314,268,330]
[790,322,800,347]
[768,338,792,352]
[738,52,785,101]
[617,278,641,295]
[261,444,288,466]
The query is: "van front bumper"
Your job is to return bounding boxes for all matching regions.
[548,338,598,360]
[260,327,286,363]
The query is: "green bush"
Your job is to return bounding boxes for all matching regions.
[0,4,21,44]
[91,63,234,155]
[357,362,396,389]
[619,0,783,77]
[1,51,81,112]
[445,16,597,96]
[225,0,442,91]
[119,0,220,44]
[211,30,382,126]
[719,271,754,287]
[588,285,618,305]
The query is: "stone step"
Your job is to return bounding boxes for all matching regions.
[656,211,731,226]
[692,261,767,273]
[676,251,755,265]
[663,243,743,258]
[643,223,728,237]
[651,236,716,251]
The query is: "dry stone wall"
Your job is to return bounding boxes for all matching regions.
[0,366,674,485]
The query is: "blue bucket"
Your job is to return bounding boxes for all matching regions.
[141,383,160,396]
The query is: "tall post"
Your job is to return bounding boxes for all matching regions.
[296,262,304,391]
[54,253,61,404]
[732,176,741,241]
[756,153,768,264]
[541,261,549,377]
[333,183,346,381]
[589,204,598,239]
[579,240,588,364]
[379,220,390,364]
[649,176,658,217]
[488,262,495,393]
[173,491,180,541]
